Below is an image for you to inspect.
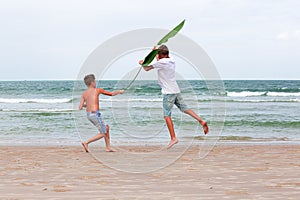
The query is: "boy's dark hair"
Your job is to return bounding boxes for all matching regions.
[157,45,169,57]
[84,74,95,86]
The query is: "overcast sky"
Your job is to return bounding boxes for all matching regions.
[0,0,299,80]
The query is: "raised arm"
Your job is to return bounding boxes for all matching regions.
[139,60,154,71]
[143,66,154,71]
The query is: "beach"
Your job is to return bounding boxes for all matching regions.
[1,0,300,198]
[1,144,300,199]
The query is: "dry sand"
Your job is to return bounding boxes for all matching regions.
[0,144,300,199]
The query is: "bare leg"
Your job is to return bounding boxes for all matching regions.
[81,133,105,153]
[81,142,89,153]
[164,116,179,149]
[104,125,116,152]
[184,109,209,134]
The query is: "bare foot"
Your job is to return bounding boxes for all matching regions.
[106,149,116,152]
[81,142,89,153]
[166,138,179,149]
[201,121,209,135]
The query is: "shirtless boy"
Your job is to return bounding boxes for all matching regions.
[79,74,124,152]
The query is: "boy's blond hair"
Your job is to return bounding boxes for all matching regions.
[84,74,95,86]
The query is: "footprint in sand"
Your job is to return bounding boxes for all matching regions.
[52,185,71,192]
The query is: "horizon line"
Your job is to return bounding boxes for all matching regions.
[0,78,299,81]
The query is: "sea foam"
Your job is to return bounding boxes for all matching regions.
[226,91,300,97]
[0,98,72,104]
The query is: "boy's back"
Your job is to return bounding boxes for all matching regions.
[152,57,180,94]
[81,88,108,112]
[79,74,124,153]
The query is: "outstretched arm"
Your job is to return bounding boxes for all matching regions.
[110,90,125,96]
[98,88,124,96]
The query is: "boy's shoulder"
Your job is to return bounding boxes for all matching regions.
[157,57,174,64]
[154,58,175,68]
[81,89,89,96]
[82,87,106,96]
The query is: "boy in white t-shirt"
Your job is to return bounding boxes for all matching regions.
[139,45,209,149]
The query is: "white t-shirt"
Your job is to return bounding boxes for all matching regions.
[152,57,180,94]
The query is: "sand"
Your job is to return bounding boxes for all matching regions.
[0,144,300,199]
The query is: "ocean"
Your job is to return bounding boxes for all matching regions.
[0,80,299,146]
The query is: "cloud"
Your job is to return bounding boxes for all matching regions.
[277,30,300,41]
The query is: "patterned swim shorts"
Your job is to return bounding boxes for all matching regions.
[86,110,106,134]
[163,93,188,116]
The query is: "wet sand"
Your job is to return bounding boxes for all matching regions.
[0,144,300,199]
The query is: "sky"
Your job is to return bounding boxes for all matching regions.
[0,0,299,80]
